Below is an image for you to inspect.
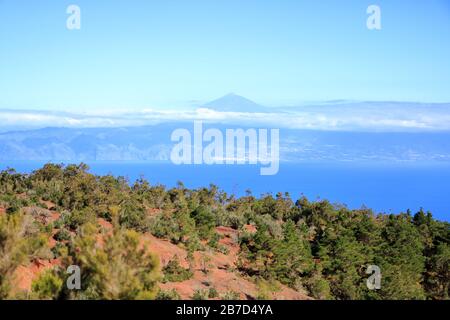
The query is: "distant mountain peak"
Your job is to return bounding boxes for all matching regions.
[203,94,268,113]
[223,92,239,97]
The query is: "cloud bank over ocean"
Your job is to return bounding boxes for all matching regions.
[1,95,450,132]
[1,95,449,163]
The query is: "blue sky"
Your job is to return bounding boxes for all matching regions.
[1,0,450,111]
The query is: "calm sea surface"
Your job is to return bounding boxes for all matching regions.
[1,161,449,222]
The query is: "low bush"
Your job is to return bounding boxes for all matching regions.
[162,257,193,283]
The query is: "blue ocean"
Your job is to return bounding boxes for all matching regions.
[1,161,449,222]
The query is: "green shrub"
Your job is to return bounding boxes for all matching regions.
[307,276,332,300]
[207,232,220,249]
[256,278,280,300]
[208,287,219,298]
[118,198,148,231]
[186,233,203,253]
[192,289,209,300]
[191,206,216,239]
[0,213,49,299]
[156,289,181,300]
[221,290,240,300]
[61,208,96,230]
[217,244,230,255]
[51,241,68,258]
[150,210,196,245]
[31,269,63,300]
[61,223,161,300]
[162,257,193,282]
[54,228,71,241]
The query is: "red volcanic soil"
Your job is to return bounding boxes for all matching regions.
[12,259,61,294]
[159,226,310,300]
[49,212,61,223]
[144,233,190,268]
[243,224,257,234]
[98,218,113,231]
[11,206,311,300]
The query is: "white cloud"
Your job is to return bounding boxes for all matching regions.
[1,102,450,132]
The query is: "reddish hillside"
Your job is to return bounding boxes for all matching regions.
[10,205,311,300]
